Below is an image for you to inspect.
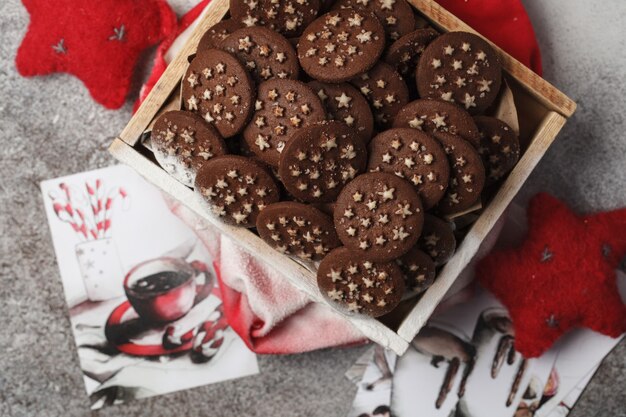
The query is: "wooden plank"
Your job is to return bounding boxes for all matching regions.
[109,138,410,354]
[397,111,567,341]
[407,0,577,118]
[118,0,230,146]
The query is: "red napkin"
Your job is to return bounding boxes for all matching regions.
[162,0,544,354]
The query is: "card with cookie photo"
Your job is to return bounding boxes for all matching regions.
[41,165,259,410]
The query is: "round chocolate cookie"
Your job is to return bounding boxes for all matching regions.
[278,121,368,203]
[474,116,520,184]
[194,155,280,227]
[317,246,405,317]
[320,0,336,12]
[334,172,424,262]
[396,247,436,295]
[351,62,410,129]
[433,132,485,214]
[417,214,456,265]
[229,0,321,38]
[256,201,341,261]
[308,81,374,142]
[393,99,480,147]
[332,0,415,42]
[182,49,255,138]
[417,31,502,115]
[367,128,449,209]
[243,79,326,167]
[152,111,228,187]
[197,19,245,51]
[384,28,439,78]
[222,26,300,84]
[297,9,385,83]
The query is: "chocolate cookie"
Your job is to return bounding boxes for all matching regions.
[393,99,480,147]
[396,247,436,295]
[433,132,485,214]
[351,62,410,129]
[194,155,280,227]
[197,19,245,51]
[229,0,321,38]
[417,214,456,265]
[317,246,405,317]
[308,81,374,142]
[367,128,449,209]
[256,202,341,261]
[222,26,300,84]
[243,79,326,167]
[182,49,255,138]
[474,116,520,184]
[334,172,424,262]
[332,0,415,42]
[278,121,368,203]
[384,28,439,78]
[152,111,228,187]
[417,31,502,114]
[298,9,385,83]
[320,0,336,12]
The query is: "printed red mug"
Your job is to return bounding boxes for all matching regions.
[124,257,201,323]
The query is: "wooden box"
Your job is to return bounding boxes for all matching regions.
[109,0,576,355]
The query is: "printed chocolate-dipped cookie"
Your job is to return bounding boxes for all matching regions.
[243,79,326,167]
[152,111,228,187]
[278,121,367,203]
[393,99,480,148]
[317,246,405,317]
[384,28,439,78]
[182,49,255,138]
[298,9,385,83]
[230,0,321,38]
[367,128,449,209]
[332,0,415,42]
[417,214,456,265]
[194,155,280,227]
[351,62,409,129]
[433,132,485,214]
[334,172,424,262]
[222,26,300,84]
[197,19,245,51]
[308,81,374,142]
[396,247,436,295]
[474,116,520,184]
[417,31,502,115]
[256,202,341,261]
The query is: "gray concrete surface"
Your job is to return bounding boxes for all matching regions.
[0,0,624,416]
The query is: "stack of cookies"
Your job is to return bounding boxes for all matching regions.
[150,0,521,318]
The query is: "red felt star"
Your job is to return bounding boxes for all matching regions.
[477,193,626,357]
[16,0,176,109]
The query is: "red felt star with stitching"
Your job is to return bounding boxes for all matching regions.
[477,193,626,358]
[16,0,176,109]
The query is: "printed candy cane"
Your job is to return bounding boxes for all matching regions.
[51,201,87,239]
[100,186,128,237]
[190,306,229,364]
[49,179,129,240]
[85,181,103,238]
[162,325,197,350]
[58,183,86,233]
